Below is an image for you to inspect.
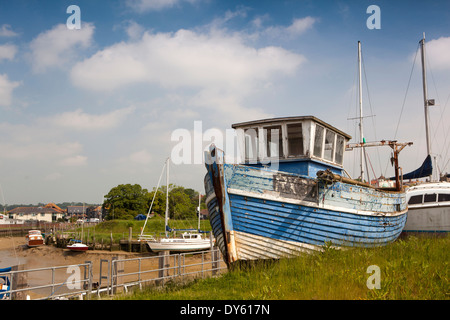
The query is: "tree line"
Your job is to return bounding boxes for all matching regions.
[102,183,206,220]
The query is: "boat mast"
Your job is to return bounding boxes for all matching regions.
[198,192,201,231]
[420,33,433,181]
[358,41,365,182]
[165,157,170,237]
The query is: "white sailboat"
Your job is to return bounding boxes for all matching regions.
[142,158,212,252]
[67,219,88,251]
[403,34,450,233]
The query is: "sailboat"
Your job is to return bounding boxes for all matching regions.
[143,158,212,252]
[67,218,88,251]
[402,34,450,233]
[204,41,412,265]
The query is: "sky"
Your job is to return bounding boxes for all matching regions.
[0,0,449,205]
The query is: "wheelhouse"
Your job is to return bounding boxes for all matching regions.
[232,116,352,177]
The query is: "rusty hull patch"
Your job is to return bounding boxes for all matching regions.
[273,173,318,203]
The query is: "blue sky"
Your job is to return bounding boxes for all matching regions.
[0,0,449,205]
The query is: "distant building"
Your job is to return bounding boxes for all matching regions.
[86,205,102,220]
[8,207,63,223]
[67,206,86,219]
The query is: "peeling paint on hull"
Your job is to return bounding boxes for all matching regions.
[204,149,407,264]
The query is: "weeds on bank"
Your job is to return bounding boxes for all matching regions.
[116,235,449,300]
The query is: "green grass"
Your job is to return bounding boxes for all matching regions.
[116,235,449,300]
[71,218,212,243]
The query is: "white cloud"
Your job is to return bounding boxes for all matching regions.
[0,141,83,160]
[262,17,317,39]
[0,24,19,37]
[29,23,95,73]
[70,28,305,93]
[125,21,145,40]
[426,36,450,70]
[0,44,17,61]
[46,106,135,131]
[0,74,21,107]
[126,0,201,12]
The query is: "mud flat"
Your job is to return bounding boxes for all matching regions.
[0,236,219,299]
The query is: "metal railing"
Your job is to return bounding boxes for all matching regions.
[110,247,226,295]
[0,248,227,300]
[0,262,93,300]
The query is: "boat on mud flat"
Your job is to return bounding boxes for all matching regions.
[147,231,212,252]
[26,230,44,247]
[67,240,88,252]
[142,158,212,253]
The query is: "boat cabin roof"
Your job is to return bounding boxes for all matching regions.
[232,116,352,140]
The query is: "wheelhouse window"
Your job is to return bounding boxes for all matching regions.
[264,125,283,158]
[324,129,336,161]
[287,123,303,157]
[335,135,345,165]
[438,193,450,202]
[244,128,258,162]
[313,125,324,158]
[408,195,423,205]
[424,194,437,203]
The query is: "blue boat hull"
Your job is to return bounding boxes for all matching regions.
[204,148,407,264]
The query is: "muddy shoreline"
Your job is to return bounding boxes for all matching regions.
[0,236,223,299]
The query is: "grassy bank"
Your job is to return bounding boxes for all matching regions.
[117,235,449,300]
[74,218,212,243]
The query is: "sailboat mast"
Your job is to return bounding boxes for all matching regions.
[198,192,201,231]
[420,34,432,157]
[358,41,365,181]
[165,157,169,237]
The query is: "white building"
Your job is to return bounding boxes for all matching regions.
[7,207,64,223]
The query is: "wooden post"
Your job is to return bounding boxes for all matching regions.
[92,227,95,251]
[110,232,113,252]
[128,227,132,252]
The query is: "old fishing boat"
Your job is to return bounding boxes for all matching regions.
[401,35,450,233]
[142,158,212,252]
[26,230,44,247]
[204,42,412,264]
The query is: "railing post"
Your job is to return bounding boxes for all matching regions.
[157,251,169,286]
[138,258,142,290]
[212,248,219,276]
[85,261,93,300]
[111,257,117,295]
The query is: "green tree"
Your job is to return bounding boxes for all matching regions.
[103,184,149,220]
[147,188,166,217]
[170,188,194,220]
[147,185,200,220]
